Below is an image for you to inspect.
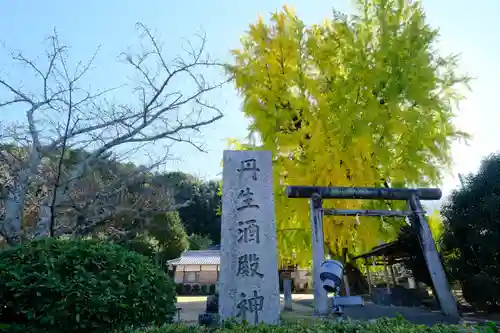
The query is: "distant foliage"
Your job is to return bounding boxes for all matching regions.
[188,233,213,250]
[441,154,500,311]
[177,179,221,243]
[0,146,222,247]
[148,211,189,261]
[0,238,176,333]
[150,172,221,244]
[119,233,161,262]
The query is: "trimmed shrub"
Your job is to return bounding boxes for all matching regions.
[119,234,159,261]
[201,284,210,295]
[119,323,207,333]
[116,317,498,333]
[0,238,176,333]
[192,284,201,294]
[175,283,184,295]
[183,284,192,294]
[209,284,216,295]
[205,294,218,313]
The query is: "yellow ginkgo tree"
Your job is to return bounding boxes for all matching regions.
[226,0,470,267]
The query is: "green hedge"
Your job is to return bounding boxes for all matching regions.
[117,318,498,333]
[0,238,176,333]
[175,283,217,295]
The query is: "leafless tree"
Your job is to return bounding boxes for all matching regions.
[0,23,229,245]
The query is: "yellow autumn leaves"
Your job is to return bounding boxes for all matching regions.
[227,0,469,266]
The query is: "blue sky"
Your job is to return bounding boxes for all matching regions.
[0,0,498,200]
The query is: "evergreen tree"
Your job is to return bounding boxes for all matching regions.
[441,154,500,310]
[149,211,189,261]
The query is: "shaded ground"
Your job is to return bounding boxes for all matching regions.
[176,296,207,323]
[175,295,315,324]
[292,294,499,325]
[295,294,458,325]
[176,294,499,326]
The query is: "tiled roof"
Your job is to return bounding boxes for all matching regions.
[169,250,220,266]
[167,257,181,265]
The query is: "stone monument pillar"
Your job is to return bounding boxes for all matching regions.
[219,150,280,325]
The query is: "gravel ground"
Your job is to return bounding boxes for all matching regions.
[294,297,461,325]
[176,294,498,326]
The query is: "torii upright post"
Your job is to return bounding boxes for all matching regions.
[309,193,328,315]
[286,186,459,320]
[408,194,458,318]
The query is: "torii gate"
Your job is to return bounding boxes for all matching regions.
[285,186,459,320]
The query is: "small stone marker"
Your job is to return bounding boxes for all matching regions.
[283,279,293,311]
[220,150,280,325]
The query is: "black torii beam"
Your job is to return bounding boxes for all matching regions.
[323,209,412,217]
[286,186,442,201]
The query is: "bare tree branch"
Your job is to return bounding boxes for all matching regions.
[0,23,228,243]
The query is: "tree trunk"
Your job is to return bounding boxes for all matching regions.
[3,191,23,245]
[3,169,32,245]
[34,202,52,238]
[2,144,42,245]
[34,161,85,239]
